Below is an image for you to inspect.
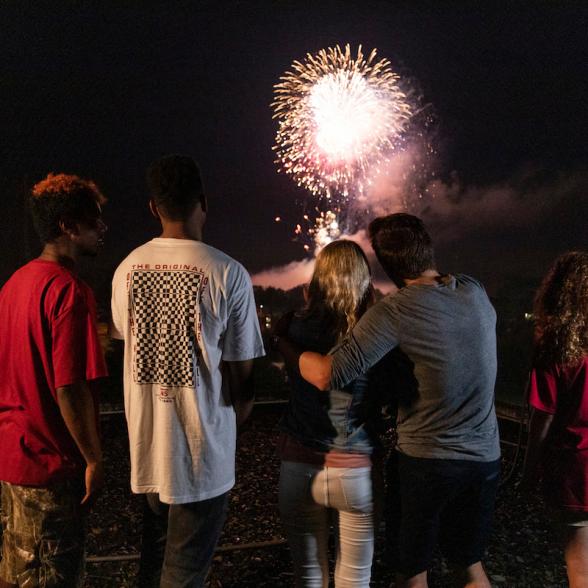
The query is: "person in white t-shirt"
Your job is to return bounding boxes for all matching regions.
[111,154,265,588]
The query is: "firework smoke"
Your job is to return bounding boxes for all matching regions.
[254,167,588,293]
[272,44,413,250]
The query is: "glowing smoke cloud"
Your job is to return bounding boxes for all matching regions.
[272,44,413,250]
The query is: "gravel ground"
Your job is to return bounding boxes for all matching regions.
[77,408,572,587]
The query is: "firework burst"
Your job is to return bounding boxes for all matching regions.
[272,44,412,200]
[272,44,413,250]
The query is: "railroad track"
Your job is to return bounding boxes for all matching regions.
[86,399,528,565]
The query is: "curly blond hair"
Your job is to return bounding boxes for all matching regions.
[305,240,372,341]
[534,251,588,367]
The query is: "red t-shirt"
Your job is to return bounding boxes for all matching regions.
[0,259,108,486]
[529,356,588,511]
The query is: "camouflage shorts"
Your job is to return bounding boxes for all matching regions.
[0,480,86,587]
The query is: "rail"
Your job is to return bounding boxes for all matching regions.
[87,399,527,564]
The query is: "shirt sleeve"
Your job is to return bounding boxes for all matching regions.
[110,269,125,340]
[528,366,559,415]
[52,283,108,388]
[221,266,266,362]
[331,298,400,389]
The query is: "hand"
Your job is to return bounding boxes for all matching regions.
[81,460,104,509]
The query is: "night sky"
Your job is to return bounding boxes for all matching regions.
[1,2,587,303]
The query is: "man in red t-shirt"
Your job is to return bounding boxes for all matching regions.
[0,173,108,588]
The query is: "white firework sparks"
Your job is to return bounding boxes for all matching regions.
[272,44,412,199]
[309,210,341,249]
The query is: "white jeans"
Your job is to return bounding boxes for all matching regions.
[279,461,374,588]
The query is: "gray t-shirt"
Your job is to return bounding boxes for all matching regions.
[331,274,500,462]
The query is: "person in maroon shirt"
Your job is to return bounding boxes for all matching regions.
[0,173,108,588]
[522,251,588,588]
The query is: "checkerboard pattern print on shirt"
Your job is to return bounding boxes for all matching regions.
[130,269,203,387]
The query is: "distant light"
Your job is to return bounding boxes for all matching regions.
[275,216,281,222]
[524,312,533,320]
[259,304,264,309]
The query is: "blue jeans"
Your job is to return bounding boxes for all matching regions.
[279,461,374,588]
[138,491,229,588]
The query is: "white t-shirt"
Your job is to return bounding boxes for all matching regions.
[111,238,265,504]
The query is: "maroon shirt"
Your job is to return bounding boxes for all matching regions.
[530,356,588,510]
[0,260,108,486]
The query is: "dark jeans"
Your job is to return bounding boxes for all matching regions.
[389,452,500,577]
[138,491,229,588]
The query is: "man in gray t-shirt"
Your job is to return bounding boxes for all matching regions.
[297,214,500,588]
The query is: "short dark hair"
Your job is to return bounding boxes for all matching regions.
[30,173,106,243]
[147,154,205,220]
[368,213,435,286]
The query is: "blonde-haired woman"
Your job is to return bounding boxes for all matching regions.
[522,251,588,587]
[276,239,386,588]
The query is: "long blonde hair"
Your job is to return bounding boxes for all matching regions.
[305,240,372,341]
[534,251,588,367]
